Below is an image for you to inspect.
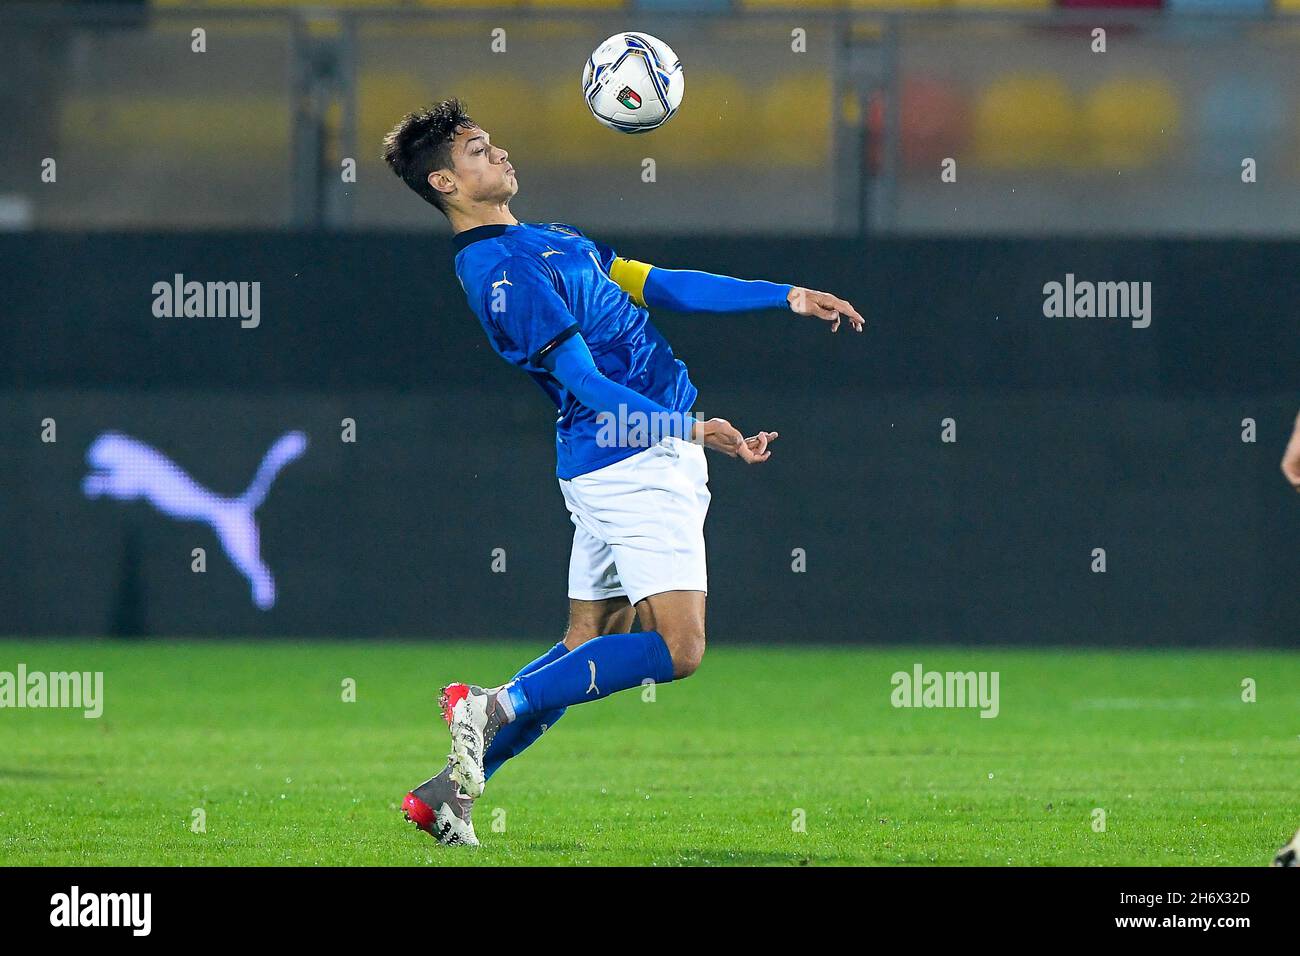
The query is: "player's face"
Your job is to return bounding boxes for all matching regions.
[445,126,517,205]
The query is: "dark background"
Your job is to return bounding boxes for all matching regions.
[2,233,1296,645]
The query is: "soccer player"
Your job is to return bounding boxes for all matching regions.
[382,99,863,845]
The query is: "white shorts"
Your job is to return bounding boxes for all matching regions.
[559,436,710,607]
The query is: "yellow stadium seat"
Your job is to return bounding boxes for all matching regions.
[537,80,628,166]
[360,72,554,162]
[650,72,752,166]
[357,71,441,164]
[539,72,768,169]
[972,72,1075,169]
[59,94,289,156]
[456,75,556,159]
[757,74,833,168]
[1081,76,1180,169]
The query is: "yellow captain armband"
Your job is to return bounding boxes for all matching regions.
[608,257,653,308]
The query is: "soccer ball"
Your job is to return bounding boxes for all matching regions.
[1273,828,1300,867]
[582,32,684,134]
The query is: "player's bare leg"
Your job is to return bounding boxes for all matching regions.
[633,590,707,678]
[564,596,636,651]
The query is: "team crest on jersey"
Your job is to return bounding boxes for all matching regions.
[616,86,642,110]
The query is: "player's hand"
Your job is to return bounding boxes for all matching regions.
[787,287,864,333]
[692,418,778,464]
[1282,409,1300,491]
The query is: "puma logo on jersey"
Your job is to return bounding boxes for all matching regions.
[491,272,513,289]
[82,430,308,610]
[541,248,564,258]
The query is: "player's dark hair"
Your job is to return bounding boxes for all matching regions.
[381,98,477,216]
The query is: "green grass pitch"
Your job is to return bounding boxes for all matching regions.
[1,640,1296,866]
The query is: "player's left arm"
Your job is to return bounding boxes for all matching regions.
[596,243,863,333]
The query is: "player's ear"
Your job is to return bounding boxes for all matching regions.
[427,169,456,199]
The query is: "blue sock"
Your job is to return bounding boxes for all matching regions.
[483,641,569,781]
[506,630,675,719]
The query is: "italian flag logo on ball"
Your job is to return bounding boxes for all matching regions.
[616,86,642,109]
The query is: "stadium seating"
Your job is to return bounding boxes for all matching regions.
[972,72,1075,169]
[1081,76,1181,168]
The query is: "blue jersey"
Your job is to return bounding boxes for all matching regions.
[454,221,698,479]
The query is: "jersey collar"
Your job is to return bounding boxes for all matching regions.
[452,223,518,251]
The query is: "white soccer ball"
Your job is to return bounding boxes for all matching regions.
[582,32,684,134]
[1273,828,1300,867]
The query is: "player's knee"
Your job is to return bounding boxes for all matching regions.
[665,628,706,679]
[562,628,598,650]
